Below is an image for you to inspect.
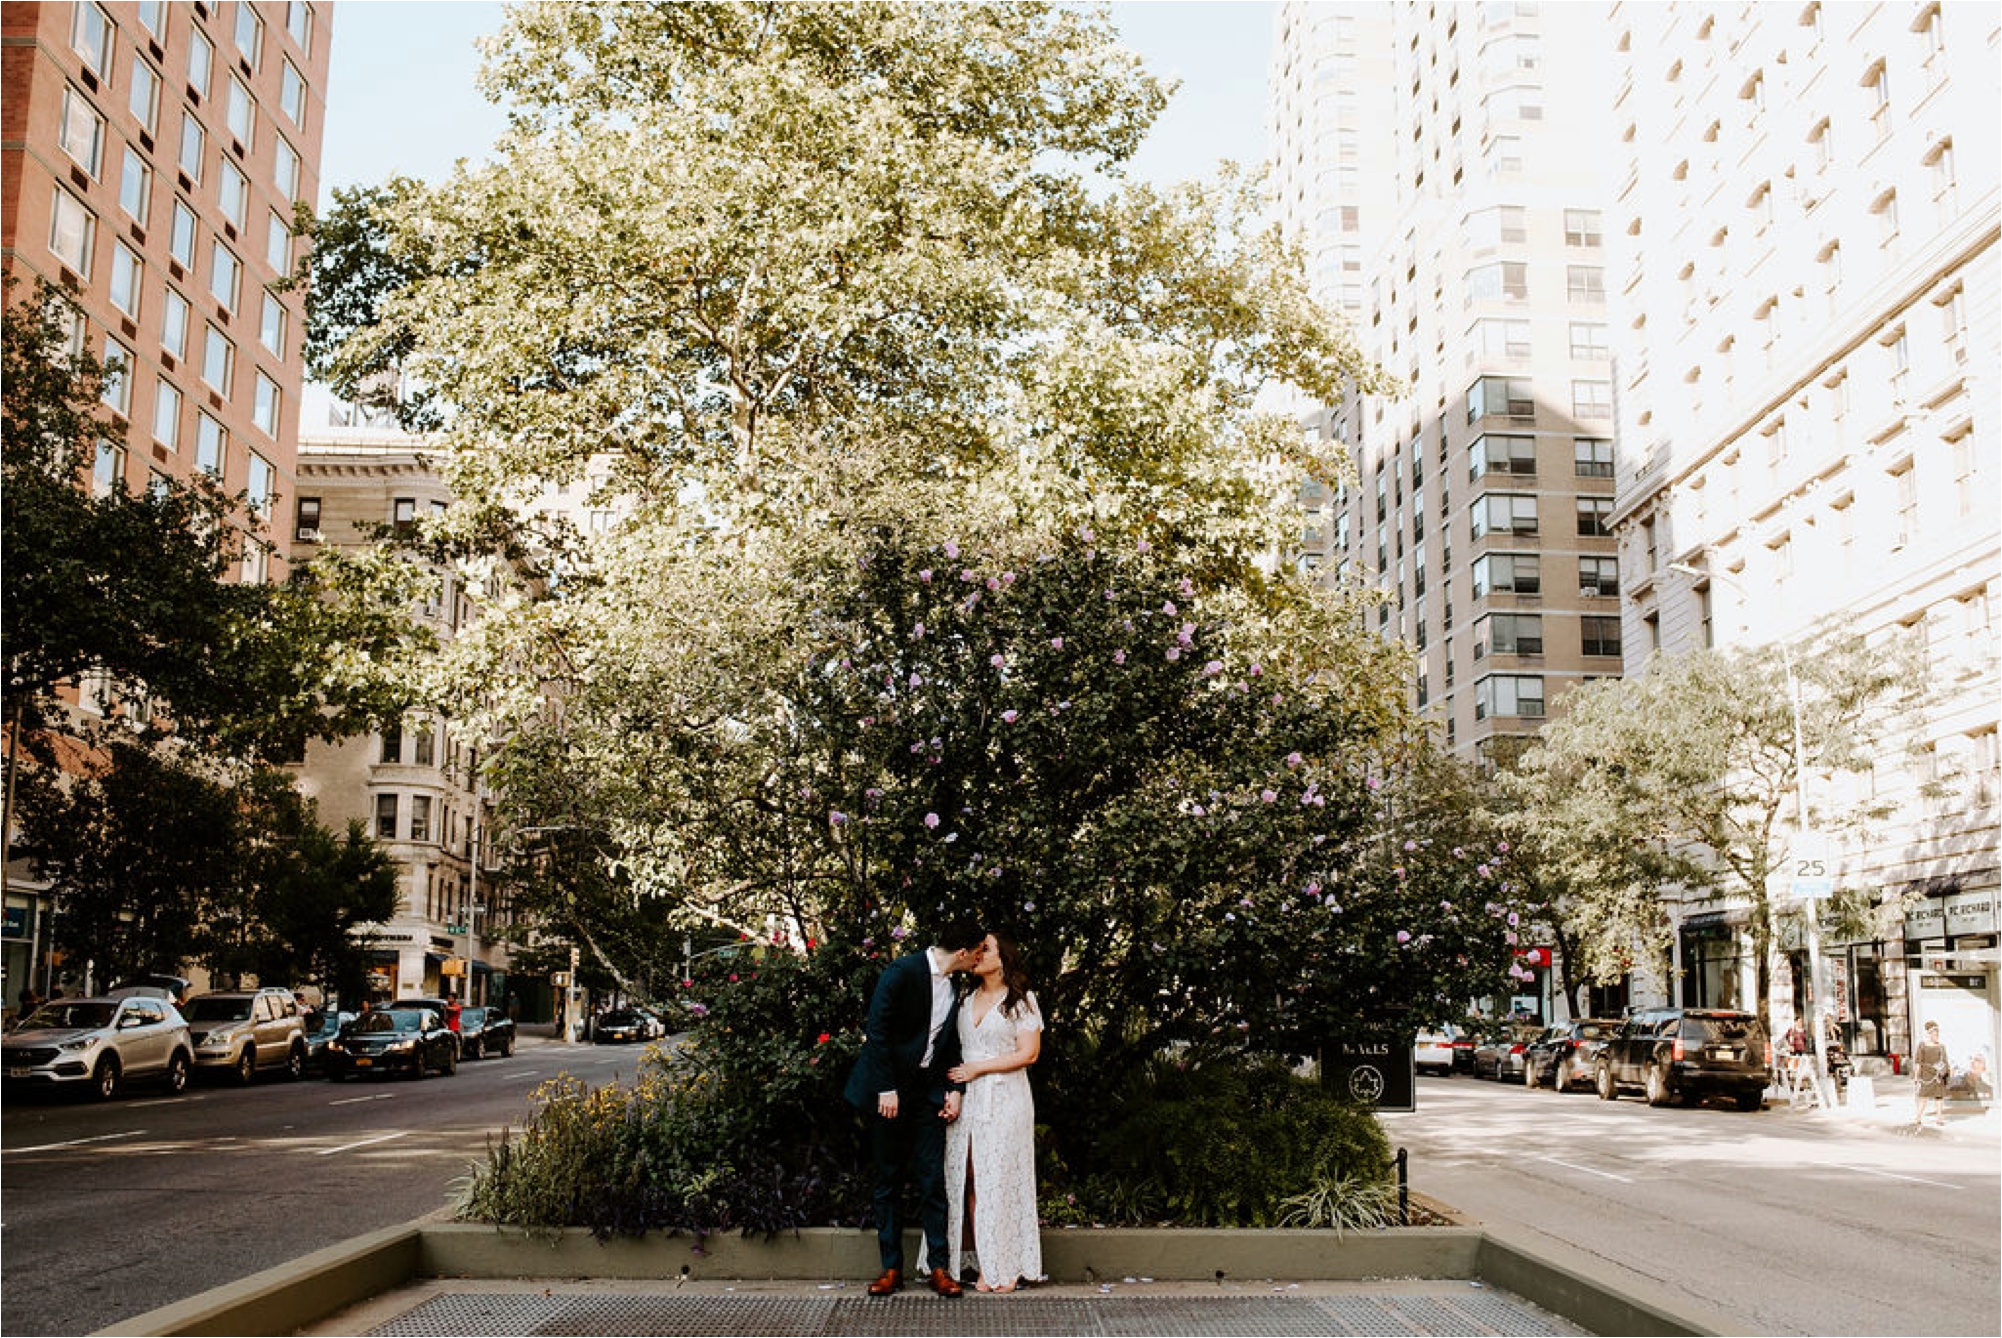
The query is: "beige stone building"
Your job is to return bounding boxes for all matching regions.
[1609,0,1999,1066]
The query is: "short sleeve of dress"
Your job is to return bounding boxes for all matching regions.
[1013,991,1044,1033]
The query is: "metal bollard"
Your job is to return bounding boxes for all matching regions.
[1395,1146,1409,1226]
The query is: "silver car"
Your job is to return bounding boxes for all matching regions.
[3,996,194,1099]
[184,988,309,1083]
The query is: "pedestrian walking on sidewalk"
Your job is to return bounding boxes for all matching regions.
[1914,1020,1949,1126]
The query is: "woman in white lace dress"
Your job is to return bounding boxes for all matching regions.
[943,933,1045,1292]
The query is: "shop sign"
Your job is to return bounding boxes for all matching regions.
[1920,973,1989,992]
[1903,889,1998,939]
[2,904,28,940]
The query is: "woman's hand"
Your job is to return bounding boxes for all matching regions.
[947,1060,981,1083]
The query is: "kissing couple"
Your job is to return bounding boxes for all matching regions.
[842,919,1046,1296]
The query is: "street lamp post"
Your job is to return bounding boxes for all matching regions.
[1671,562,1835,1108]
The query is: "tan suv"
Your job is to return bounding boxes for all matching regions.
[184,988,309,1084]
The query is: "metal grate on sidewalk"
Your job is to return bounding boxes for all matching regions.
[364,1290,1580,1337]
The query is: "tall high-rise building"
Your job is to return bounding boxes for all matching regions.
[1267,3,1623,778]
[2,0,327,575]
[1609,1,1998,1064]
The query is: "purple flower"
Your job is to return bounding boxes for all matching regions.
[1114,649,1127,665]
[1079,527,1094,543]
[1260,789,1277,803]
[1001,709,1019,723]
[918,569,933,583]
[960,569,978,582]
[1224,912,1236,923]
[991,653,1006,668]
[1402,840,1417,852]
[1137,539,1151,553]
[829,811,847,826]
[891,926,909,941]
[1497,840,1511,853]
[912,622,926,638]
[1396,930,1411,944]
[944,541,960,559]
[1366,775,1381,790]
[1166,646,1181,661]
[924,812,940,829]
[986,577,1001,591]
[1022,901,1035,912]
[1001,572,1016,585]
[1249,663,1264,677]
[1506,910,1520,927]
[1285,751,1304,768]
[1178,622,1196,646]
[909,672,923,688]
[1190,804,1207,817]
[1202,660,1223,677]
[687,1002,709,1018]
[1305,882,1321,896]
[1050,637,1064,650]
[1163,600,1178,615]
[1178,577,1195,598]
[1477,863,1492,878]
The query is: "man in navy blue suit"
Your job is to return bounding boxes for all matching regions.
[844,920,987,1297]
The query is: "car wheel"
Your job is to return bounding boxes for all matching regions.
[234,1047,256,1086]
[441,1045,458,1077]
[285,1043,306,1081]
[164,1050,191,1094]
[92,1055,123,1101]
[1595,1064,1618,1101]
[465,1039,481,1062]
[1645,1064,1674,1107]
[500,1035,514,1058]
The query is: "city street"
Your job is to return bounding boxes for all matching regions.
[0,1036,647,1337]
[1386,1075,2001,1336]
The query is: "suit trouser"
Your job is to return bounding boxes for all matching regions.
[868,1102,948,1271]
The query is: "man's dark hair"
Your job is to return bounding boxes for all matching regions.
[934,919,985,953]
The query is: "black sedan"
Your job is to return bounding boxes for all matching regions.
[322,1009,458,1079]
[591,1008,657,1044]
[305,1010,357,1073]
[459,1006,516,1060]
[1524,1018,1623,1092]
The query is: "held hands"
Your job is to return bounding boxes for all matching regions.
[942,1091,962,1123]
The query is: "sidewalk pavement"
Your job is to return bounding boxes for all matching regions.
[1769,1068,2000,1141]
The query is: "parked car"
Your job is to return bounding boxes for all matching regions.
[1524,1019,1623,1091]
[184,988,309,1084]
[2,995,193,1099]
[1472,1023,1543,1081]
[305,1010,358,1073]
[591,1008,658,1043]
[105,975,192,1007]
[380,997,462,1057]
[322,1009,459,1080]
[458,1006,516,1060]
[1413,1025,1460,1076]
[1595,1007,1769,1110]
[1450,1031,1480,1073]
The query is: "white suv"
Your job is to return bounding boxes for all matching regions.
[184,988,309,1084]
[3,996,193,1099]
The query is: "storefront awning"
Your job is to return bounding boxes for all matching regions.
[1681,910,1729,930]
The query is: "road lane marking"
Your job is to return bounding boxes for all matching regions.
[328,1092,397,1106]
[1842,1164,1963,1190]
[315,1130,410,1156]
[3,1129,146,1155]
[1538,1155,1633,1183]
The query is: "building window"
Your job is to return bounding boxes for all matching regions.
[1569,322,1609,359]
[100,340,132,417]
[1950,427,1977,520]
[1566,265,1605,303]
[169,200,197,268]
[1471,317,1533,361]
[1577,497,1614,536]
[410,795,432,842]
[280,59,307,126]
[1474,612,1543,658]
[1475,673,1545,719]
[225,75,255,147]
[161,287,190,359]
[1865,61,1890,144]
[1928,139,1958,225]
[414,721,436,767]
[49,187,95,273]
[1579,555,1620,597]
[1468,262,1529,304]
[252,371,281,436]
[1581,615,1622,657]
[260,292,289,357]
[234,3,264,69]
[1470,433,1536,478]
[218,158,249,228]
[188,29,214,96]
[247,451,273,514]
[1472,493,1539,538]
[1574,437,1614,478]
[70,2,113,74]
[295,496,322,542]
[195,412,225,476]
[1467,375,1534,421]
[108,241,143,318]
[129,57,162,133]
[93,438,125,496]
[1571,378,1613,419]
[266,210,291,271]
[152,379,181,450]
[1563,209,1602,247]
[119,145,151,224]
[375,793,399,840]
[210,242,241,311]
[393,498,418,531]
[273,136,300,200]
[59,86,105,177]
[178,112,205,182]
[1472,552,1539,598]
[287,2,314,54]
[202,324,234,395]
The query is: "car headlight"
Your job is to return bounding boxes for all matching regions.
[326,1040,347,1053]
[57,1037,98,1053]
[385,1039,415,1052]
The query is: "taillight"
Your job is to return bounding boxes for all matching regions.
[1672,1038,1686,1062]
[1511,1043,1526,1054]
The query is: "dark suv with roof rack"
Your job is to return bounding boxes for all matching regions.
[1594,1007,1769,1111]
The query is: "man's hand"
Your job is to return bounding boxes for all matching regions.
[877,1092,899,1120]
[941,1091,962,1122]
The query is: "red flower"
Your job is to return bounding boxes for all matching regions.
[817,1032,832,1045]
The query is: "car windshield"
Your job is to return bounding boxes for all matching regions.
[601,1011,638,1026]
[186,998,253,1022]
[1686,1014,1764,1044]
[22,1002,116,1030]
[461,1008,487,1027]
[353,1012,421,1034]
[311,1014,345,1038]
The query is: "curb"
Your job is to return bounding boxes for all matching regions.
[97,1218,1751,1338]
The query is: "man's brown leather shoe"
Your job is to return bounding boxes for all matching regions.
[925,1267,964,1297]
[866,1268,902,1296]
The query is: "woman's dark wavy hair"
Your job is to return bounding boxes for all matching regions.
[989,933,1033,1018]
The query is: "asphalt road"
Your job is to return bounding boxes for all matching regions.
[0,1036,653,1337]
[1385,1074,2002,1336]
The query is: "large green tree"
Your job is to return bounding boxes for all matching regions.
[1506,636,1913,1021]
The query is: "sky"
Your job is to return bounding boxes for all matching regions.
[316,1,1277,201]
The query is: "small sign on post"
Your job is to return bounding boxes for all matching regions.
[1790,832,1834,900]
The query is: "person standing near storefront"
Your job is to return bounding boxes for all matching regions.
[1914,1020,1950,1126]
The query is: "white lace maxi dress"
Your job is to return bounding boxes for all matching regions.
[943,991,1045,1288]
